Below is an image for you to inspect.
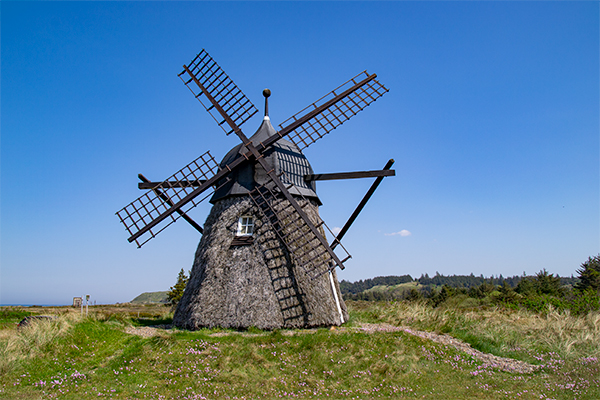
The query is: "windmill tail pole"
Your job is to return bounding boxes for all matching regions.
[331,159,395,250]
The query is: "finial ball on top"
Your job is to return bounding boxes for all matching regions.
[263,88,271,98]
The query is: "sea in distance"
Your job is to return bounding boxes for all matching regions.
[1,304,69,307]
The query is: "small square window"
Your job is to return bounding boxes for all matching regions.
[237,215,254,236]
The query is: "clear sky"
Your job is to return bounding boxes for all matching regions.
[2,1,598,305]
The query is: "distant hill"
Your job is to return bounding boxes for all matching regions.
[340,275,413,295]
[131,291,168,304]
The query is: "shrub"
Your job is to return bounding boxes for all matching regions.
[519,294,567,314]
[567,289,600,315]
[496,281,518,304]
[516,269,564,297]
[468,280,495,299]
[575,255,600,293]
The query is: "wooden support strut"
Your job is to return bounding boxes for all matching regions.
[138,180,206,190]
[304,169,395,182]
[331,159,395,250]
[138,167,395,189]
[126,68,376,243]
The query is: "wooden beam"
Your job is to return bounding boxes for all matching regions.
[331,159,395,249]
[304,169,395,182]
[137,174,203,235]
[138,180,206,190]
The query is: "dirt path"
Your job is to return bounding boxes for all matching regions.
[357,323,539,373]
[124,322,539,374]
[124,325,172,338]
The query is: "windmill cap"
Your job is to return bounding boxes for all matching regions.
[263,88,271,98]
[209,118,321,205]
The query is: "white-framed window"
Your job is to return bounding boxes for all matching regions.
[237,215,254,236]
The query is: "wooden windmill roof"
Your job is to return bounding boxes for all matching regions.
[210,117,321,204]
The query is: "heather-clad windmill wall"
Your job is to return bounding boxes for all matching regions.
[173,196,348,330]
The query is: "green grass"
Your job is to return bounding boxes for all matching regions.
[0,302,598,399]
[0,308,38,329]
[362,281,426,297]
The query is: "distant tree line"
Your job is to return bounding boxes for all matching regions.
[339,275,413,295]
[341,272,578,296]
[341,255,599,315]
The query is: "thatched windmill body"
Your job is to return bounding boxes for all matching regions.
[117,49,394,330]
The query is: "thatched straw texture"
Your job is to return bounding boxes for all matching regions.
[173,196,348,330]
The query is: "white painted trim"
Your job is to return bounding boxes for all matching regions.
[329,270,344,324]
[236,215,254,236]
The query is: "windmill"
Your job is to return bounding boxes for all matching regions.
[116,49,395,330]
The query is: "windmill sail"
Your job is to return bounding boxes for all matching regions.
[278,71,388,151]
[116,151,219,247]
[179,49,258,135]
[249,175,351,278]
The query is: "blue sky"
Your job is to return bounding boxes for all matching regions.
[2,2,598,305]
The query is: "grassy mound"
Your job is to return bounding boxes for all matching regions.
[0,302,598,399]
[130,291,169,304]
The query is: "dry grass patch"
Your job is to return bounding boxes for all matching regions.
[0,314,76,375]
[352,300,600,359]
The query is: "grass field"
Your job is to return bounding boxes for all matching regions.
[0,301,598,399]
[362,281,424,296]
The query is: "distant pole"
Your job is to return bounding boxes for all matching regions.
[80,297,83,315]
[85,294,90,317]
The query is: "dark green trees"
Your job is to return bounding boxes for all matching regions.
[516,269,564,297]
[167,268,189,306]
[575,255,600,293]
